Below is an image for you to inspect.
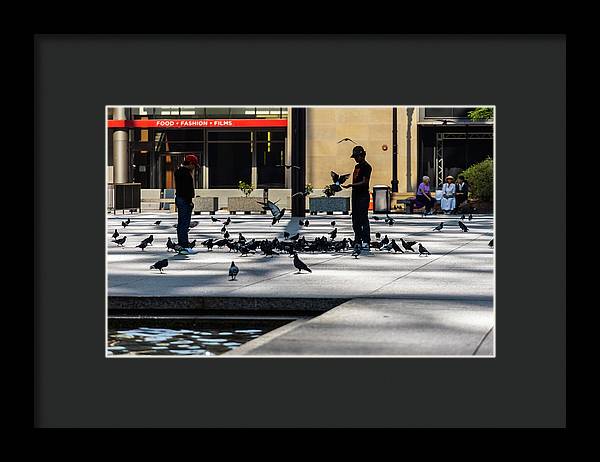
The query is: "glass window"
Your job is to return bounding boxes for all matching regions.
[255,130,286,141]
[424,107,476,118]
[208,143,252,188]
[208,131,252,141]
[205,107,231,118]
[256,141,285,188]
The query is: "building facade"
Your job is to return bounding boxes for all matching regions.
[107,106,493,207]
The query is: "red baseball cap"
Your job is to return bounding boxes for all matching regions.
[184,154,199,166]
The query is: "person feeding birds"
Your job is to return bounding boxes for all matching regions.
[174,154,199,254]
[342,145,372,250]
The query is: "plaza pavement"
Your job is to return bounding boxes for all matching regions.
[107,210,494,356]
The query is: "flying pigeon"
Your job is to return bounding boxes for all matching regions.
[113,236,127,247]
[458,221,469,232]
[136,240,148,251]
[329,171,351,193]
[229,261,239,280]
[112,229,119,239]
[418,243,431,256]
[275,164,301,170]
[154,220,162,225]
[351,244,361,258]
[291,191,310,199]
[433,222,444,232]
[293,253,312,273]
[337,137,357,144]
[150,258,168,273]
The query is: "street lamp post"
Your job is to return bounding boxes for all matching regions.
[391,107,399,193]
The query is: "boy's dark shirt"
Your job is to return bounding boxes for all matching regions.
[175,166,194,202]
[352,160,372,195]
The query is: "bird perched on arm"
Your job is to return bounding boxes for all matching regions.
[228,261,239,280]
[293,253,312,273]
[328,171,351,194]
[150,259,168,273]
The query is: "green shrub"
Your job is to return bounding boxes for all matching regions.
[305,183,314,195]
[238,181,254,197]
[461,157,493,201]
[467,107,494,121]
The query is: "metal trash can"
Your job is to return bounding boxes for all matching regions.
[372,185,391,213]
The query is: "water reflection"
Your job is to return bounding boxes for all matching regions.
[107,319,287,356]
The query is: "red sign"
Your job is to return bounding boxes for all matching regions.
[107,119,288,128]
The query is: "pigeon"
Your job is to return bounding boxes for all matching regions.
[239,245,255,257]
[113,236,127,247]
[238,233,246,243]
[221,225,227,233]
[228,261,239,281]
[150,258,168,273]
[272,206,286,225]
[276,164,301,170]
[488,238,494,247]
[460,214,465,220]
[224,230,230,240]
[372,216,382,221]
[337,137,357,144]
[331,221,336,227]
[126,218,130,224]
[304,220,309,227]
[351,244,361,258]
[263,247,280,257]
[172,224,178,228]
[458,221,469,232]
[291,191,310,199]
[433,222,444,232]
[144,235,154,246]
[121,221,129,228]
[189,221,199,228]
[211,216,220,222]
[283,231,290,240]
[202,238,214,251]
[418,243,431,256]
[166,237,176,251]
[400,238,416,252]
[468,214,473,221]
[293,253,312,273]
[226,241,238,252]
[188,239,196,249]
[299,219,304,226]
[112,229,119,239]
[375,232,381,240]
[154,220,162,226]
[214,238,229,248]
[329,228,338,240]
[329,171,351,193]
[390,239,404,253]
[136,240,148,251]
[370,241,382,250]
[380,235,390,246]
[289,233,300,241]
[385,214,395,226]
[224,217,231,226]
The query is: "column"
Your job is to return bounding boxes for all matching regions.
[113,107,129,184]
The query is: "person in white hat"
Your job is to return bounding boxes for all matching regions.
[440,175,456,214]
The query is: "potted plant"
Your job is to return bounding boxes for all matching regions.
[309,183,351,215]
[227,180,264,214]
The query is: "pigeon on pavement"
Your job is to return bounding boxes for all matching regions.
[433,222,444,232]
[113,236,127,247]
[329,228,338,240]
[224,217,231,226]
[390,239,404,253]
[154,220,162,225]
[488,238,494,247]
[468,214,473,221]
[418,243,431,256]
[458,221,469,232]
[211,216,220,222]
[150,258,168,273]
[304,220,309,227]
[121,221,129,228]
[400,238,416,252]
[283,231,290,240]
[136,240,149,251]
[228,261,239,280]
[166,237,176,251]
[293,253,312,273]
[331,221,336,227]
[112,229,119,239]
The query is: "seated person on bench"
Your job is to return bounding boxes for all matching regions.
[413,175,436,214]
[454,174,469,212]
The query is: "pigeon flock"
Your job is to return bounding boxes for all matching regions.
[110,208,489,281]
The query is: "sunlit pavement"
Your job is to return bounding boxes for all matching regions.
[107,210,494,356]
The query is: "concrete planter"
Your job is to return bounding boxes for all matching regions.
[227,196,266,214]
[309,196,351,215]
[192,197,218,214]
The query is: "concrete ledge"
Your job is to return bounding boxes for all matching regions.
[108,296,348,315]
